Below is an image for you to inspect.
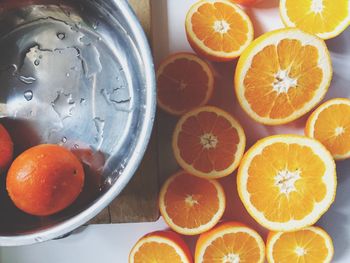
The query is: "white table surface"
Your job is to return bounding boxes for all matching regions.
[2,0,350,262]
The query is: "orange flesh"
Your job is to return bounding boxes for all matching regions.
[191,2,249,52]
[177,111,239,173]
[133,242,183,263]
[202,232,261,262]
[247,143,327,222]
[244,39,322,119]
[272,230,329,262]
[164,173,220,229]
[314,104,350,156]
[285,0,349,35]
[158,57,210,113]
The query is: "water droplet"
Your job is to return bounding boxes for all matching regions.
[97,37,102,41]
[24,90,33,101]
[34,59,40,66]
[66,73,70,77]
[57,32,65,40]
[19,76,36,84]
[62,137,67,143]
[92,21,99,30]
[80,98,86,104]
[74,144,79,149]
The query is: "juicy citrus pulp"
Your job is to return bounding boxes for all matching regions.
[280,0,350,39]
[235,28,332,125]
[267,226,334,263]
[129,231,192,263]
[306,98,350,160]
[0,124,13,173]
[157,53,214,115]
[173,106,246,178]
[185,0,254,61]
[237,135,336,231]
[195,222,265,263]
[159,171,225,235]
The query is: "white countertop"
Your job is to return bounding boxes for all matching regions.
[2,0,350,262]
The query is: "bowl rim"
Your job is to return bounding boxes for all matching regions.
[0,0,156,246]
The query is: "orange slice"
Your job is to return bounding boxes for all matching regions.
[157,53,215,115]
[159,171,226,235]
[195,222,265,263]
[235,28,332,125]
[172,106,246,178]
[237,135,336,231]
[185,0,254,62]
[306,98,350,160]
[280,0,350,40]
[129,231,192,263]
[266,226,334,263]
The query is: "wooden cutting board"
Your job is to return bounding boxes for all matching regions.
[90,0,159,224]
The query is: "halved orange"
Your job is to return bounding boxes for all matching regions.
[185,0,254,62]
[172,106,246,178]
[129,231,192,263]
[159,170,226,235]
[237,135,336,232]
[235,28,332,125]
[157,53,215,115]
[0,124,13,173]
[280,0,350,40]
[266,226,334,263]
[306,98,350,160]
[195,222,265,263]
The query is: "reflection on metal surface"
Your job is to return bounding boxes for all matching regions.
[0,0,155,246]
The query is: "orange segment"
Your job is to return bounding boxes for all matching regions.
[267,226,334,263]
[195,222,265,263]
[157,53,214,115]
[306,98,350,160]
[173,106,246,178]
[185,0,254,62]
[159,171,226,235]
[237,135,336,231]
[129,231,192,263]
[235,28,332,125]
[280,0,350,39]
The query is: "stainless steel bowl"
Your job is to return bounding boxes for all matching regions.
[0,0,156,246]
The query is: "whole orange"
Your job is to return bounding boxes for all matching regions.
[6,144,85,216]
[0,124,13,173]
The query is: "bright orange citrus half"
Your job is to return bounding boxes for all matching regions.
[129,231,192,263]
[173,106,246,178]
[306,98,350,160]
[237,135,336,232]
[267,226,334,263]
[157,52,214,116]
[195,222,265,263]
[159,170,226,235]
[185,0,254,62]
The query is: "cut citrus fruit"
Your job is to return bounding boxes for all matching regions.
[230,0,262,6]
[306,98,350,160]
[173,106,246,178]
[280,0,350,40]
[195,222,265,263]
[7,144,85,216]
[237,135,336,232]
[129,231,192,263]
[157,53,214,115]
[159,171,225,235]
[185,0,254,62]
[266,226,334,263]
[235,28,332,125]
[0,124,13,173]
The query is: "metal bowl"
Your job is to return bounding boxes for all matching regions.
[0,0,156,246]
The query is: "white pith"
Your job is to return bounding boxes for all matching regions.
[273,70,297,94]
[275,169,301,195]
[200,133,219,149]
[214,20,230,34]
